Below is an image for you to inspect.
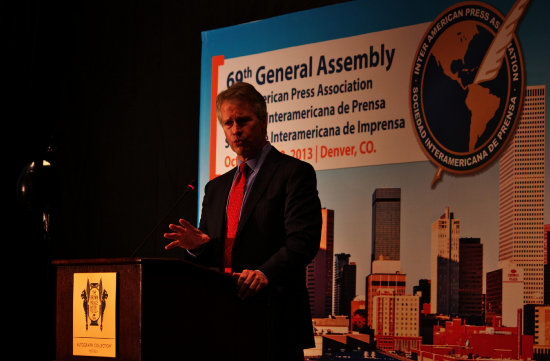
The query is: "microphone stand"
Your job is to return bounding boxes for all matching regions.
[130,180,197,257]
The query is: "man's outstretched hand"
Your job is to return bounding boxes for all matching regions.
[164,218,210,251]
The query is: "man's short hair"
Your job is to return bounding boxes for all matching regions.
[216,82,267,123]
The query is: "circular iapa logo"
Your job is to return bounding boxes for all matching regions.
[410,1,528,186]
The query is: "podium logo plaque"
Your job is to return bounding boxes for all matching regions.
[73,272,117,357]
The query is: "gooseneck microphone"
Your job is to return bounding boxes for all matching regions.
[130,180,197,257]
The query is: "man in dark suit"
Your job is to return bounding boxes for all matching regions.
[164,82,322,360]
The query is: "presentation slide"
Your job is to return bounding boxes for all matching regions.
[199,0,549,299]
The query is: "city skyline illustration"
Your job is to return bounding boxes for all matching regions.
[315,129,547,298]
[316,160,499,296]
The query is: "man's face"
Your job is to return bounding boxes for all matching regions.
[220,99,267,162]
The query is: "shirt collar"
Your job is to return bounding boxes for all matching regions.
[237,142,272,174]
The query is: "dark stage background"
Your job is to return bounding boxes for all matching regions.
[4,0,346,358]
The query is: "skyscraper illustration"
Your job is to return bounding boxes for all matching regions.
[334,253,356,317]
[307,208,334,318]
[371,188,401,269]
[545,224,550,304]
[485,261,524,327]
[367,188,403,327]
[458,237,483,320]
[498,85,546,305]
[413,279,431,309]
[372,293,420,349]
[366,272,406,328]
[431,207,460,315]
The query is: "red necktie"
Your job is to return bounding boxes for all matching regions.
[224,163,248,272]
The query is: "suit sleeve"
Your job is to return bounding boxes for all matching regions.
[198,181,211,236]
[258,161,322,286]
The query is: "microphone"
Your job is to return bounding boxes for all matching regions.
[130,180,197,257]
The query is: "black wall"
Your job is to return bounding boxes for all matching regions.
[8,0,347,260]
[5,0,346,358]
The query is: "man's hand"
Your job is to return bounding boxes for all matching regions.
[164,218,210,251]
[232,269,269,300]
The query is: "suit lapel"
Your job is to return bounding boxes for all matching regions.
[236,148,282,236]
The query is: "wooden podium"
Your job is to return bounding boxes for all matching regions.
[54,258,270,361]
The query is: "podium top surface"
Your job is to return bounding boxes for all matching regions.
[52,257,182,266]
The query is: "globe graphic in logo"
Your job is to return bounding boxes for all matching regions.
[410,1,525,180]
[423,22,508,153]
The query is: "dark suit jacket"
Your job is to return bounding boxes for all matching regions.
[195,146,322,349]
